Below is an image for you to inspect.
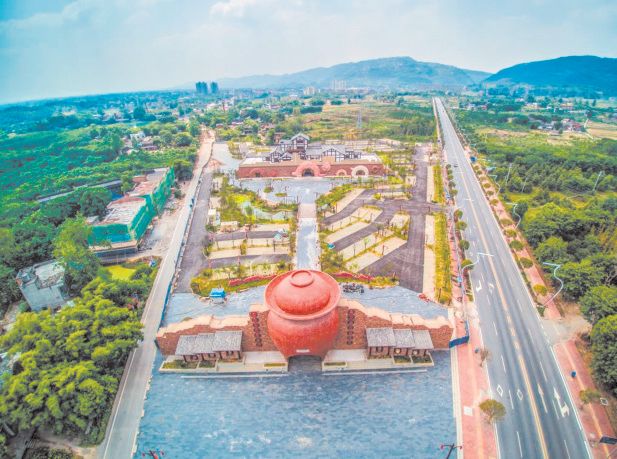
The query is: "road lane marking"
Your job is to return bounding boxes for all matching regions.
[538,385,548,413]
[476,280,482,292]
[441,105,549,456]
[552,399,560,419]
[517,431,523,458]
[517,389,524,401]
[539,361,548,382]
[493,321,499,336]
[554,387,571,417]
[497,384,504,397]
[501,354,506,373]
[509,389,515,409]
[564,440,571,459]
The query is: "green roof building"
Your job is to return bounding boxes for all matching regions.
[89,167,175,258]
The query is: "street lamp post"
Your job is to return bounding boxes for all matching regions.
[440,443,463,458]
[542,262,563,307]
[461,252,493,298]
[507,202,521,228]
[488,174,501,195]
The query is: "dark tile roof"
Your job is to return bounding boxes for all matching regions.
[212,330,243,351]
[412,330,434,349]
[366,328,395,347]
[175,333,215,355]
[393,328,415,348]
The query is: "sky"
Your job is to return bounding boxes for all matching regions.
[0,0,615,104]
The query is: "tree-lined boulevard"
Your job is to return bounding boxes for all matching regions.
[435,97,590,458]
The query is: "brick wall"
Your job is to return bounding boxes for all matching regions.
[156,299,453,356]
[237,163,385,179]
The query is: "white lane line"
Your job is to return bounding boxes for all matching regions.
[501,354,506,373]
[509,389,515,409]
[517,431,523,458]
[538,384,548,413]
[552,399,560,419]
[564,440,571,459]
[493,321,498,336]
[539,361,548,382]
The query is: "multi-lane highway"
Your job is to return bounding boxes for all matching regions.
[97,133,213,459]
[435,98,590,459]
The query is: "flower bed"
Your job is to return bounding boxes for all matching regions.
[228,274,277,287]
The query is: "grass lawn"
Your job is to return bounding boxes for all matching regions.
[107,265,136,281]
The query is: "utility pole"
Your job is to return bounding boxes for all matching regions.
[504,162,513,187]
[592,171,605,194]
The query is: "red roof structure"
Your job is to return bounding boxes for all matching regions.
[265,270,340,358]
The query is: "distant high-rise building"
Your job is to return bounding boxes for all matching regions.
[331,80,347,92]
[303,86,317,96]
[195,81,208,94]
[210,81,219,94]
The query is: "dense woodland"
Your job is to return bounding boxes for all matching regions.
[0,91,196,453]
[0,108,200,317]
[456,103,617,398]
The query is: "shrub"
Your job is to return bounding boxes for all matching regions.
[509,240,524,251]
[533,284,548,296]
[519,257,533,269]
[459,240,470,250]
[505,228,518,238]
[455,221,467,231]
[500,218,513,227]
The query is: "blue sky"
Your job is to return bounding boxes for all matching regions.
[0,0,615,103]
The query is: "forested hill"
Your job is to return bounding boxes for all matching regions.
[219,57,490,90]
[484,56,617,96]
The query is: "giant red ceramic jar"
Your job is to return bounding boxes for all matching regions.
[265,270,340,358]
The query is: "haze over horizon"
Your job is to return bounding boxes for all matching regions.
[1,0,616,104]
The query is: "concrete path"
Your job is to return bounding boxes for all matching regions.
[98,131,214,459]
[175,164,213,292]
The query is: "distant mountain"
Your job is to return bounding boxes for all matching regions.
[484,56,617,95]
[219,57,490,90]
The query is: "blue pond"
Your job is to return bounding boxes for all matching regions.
[135,352,454,458]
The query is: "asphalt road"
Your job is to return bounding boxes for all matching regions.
[435,98,590,459]
[97,134,213,459]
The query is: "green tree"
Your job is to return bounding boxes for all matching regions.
[580,286,617,324]
[0,264,21,315]
[591,314,617,397]
[78,188,112,217]
[535,236,570,264]
[0,288,143,438]
[579,388,601,408]
[479,399,506,424]
[173,159,194,181]
[559,259,604,300]
[120,173,134,194]
[53,217,99,293]
[175,133,193,147]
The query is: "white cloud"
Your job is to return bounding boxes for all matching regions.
[0,0,99,31]
[210,0,260,17]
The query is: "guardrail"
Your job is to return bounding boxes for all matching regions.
[449,320,470,348]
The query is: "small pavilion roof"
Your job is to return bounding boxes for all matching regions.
[175,333,216,355]
[412,330,434,349]
[393,328,415,348]
[366,328,395,347]
[212,330,243,351]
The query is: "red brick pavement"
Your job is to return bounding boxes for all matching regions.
[555,340,615,458]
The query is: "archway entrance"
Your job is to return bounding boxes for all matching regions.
[288,355,322,372]
[302,169,315,177]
